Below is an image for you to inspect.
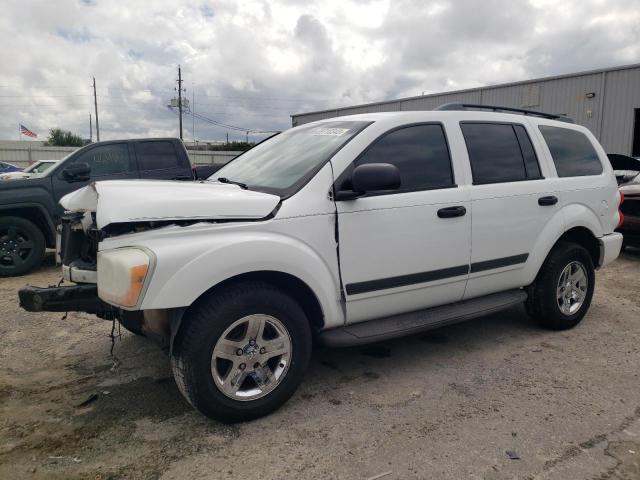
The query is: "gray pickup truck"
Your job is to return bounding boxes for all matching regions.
[0,138,213,277]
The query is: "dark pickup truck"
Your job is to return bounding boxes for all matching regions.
[0,137,220,277]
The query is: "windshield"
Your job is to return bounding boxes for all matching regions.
[25,161,55,174]
[211,120,371,196]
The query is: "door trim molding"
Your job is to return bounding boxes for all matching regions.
[345,265,469,296]
[344,253,529,296]
[470,253,529,273]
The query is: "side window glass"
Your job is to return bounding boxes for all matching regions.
[354,124,454,192]
[135,141,179,171]
[513,125,542,179]
[538,125,603,177]
[461,123,528,184]
[72,144,131,176]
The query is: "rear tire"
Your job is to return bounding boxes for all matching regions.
[0,216,46,277]
[171,281,312,423]
[526,242,595,330]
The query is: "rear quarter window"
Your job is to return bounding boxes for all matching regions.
[539,126,603,177]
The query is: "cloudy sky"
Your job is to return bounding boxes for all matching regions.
[1,0,639,142]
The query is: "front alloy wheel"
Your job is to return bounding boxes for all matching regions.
[171,281,312,423]
[0,217,46,277]
[212,314,292,401]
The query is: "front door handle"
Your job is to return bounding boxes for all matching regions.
[437,206,467,218]
[538,195,558,206]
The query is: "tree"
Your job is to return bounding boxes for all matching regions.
[46,128,85,147]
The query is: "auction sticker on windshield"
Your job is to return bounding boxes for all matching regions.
[311,127,350,136]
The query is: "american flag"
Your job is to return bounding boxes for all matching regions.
[20,124,37,138]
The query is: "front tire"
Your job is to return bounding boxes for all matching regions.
[171,281,312,423]
[527,242,595,330]
[0,216,46,277]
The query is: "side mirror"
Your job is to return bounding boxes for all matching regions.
[62,162,91,182]
[336,163,401,200]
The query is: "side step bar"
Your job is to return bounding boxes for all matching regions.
[319,289,527,347]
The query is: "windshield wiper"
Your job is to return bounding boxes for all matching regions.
[217,177,248,189]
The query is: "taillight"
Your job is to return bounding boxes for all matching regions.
[618,191,625,228]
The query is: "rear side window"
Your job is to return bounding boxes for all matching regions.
[539,126,603,177]
[461,123,542,184]
[354,124,454,191]
[135,141,180,171]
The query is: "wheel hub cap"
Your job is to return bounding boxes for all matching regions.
[211,314,292,401]
[556,261,588,315]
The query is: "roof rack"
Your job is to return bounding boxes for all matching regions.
[435,103,575,123]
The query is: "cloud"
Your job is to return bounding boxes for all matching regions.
[0,0,638,142]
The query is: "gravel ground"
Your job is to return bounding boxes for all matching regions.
[1,250,639,480]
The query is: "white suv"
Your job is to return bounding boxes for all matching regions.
[20,104,624,422]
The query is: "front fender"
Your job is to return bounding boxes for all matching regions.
[135,229,344,328]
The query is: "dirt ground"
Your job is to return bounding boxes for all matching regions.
[1,251,639,480]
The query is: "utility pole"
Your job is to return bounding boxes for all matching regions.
[191,81,195,142]
[93,77,100,141]
[226,132,229,145]
[89,113,92,142]
[177,65,184,140]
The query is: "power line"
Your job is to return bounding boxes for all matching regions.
[169,106,279,134]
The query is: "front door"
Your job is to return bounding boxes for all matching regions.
[335,123,472,324]
[52,142,139,218]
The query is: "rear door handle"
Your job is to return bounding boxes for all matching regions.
[538,195,558,206]
[437,206,467,218]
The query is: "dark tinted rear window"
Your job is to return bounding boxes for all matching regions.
[461,123,542,184]
[136,141,179,170]
[539,126,603,177]
[354,124,454,192]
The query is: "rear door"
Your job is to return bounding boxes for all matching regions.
[335,123,472,324]
[133,140,192,180]
[459,121,559,299]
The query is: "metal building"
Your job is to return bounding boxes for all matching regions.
[291,63,640,156]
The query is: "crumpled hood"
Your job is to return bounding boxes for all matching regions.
[60,179,280,229]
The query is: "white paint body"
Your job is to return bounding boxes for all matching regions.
[61,110,623,330]
[60,179,280,228]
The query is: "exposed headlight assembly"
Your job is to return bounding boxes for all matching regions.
[97,248,154,309]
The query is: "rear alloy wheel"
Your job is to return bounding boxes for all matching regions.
[556,261,589,315]
[171,281,312,422]
[0,217,46,277]
[527,242,595,330]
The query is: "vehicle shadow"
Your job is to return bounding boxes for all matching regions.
[301,304,542,397]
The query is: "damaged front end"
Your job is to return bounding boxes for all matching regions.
[19,179,280,347]
[19,210,180,346]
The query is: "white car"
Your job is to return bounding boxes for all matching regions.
[21,104,623,422]
[0,160,57,180]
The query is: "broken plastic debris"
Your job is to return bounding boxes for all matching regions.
[506,450,521,460]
